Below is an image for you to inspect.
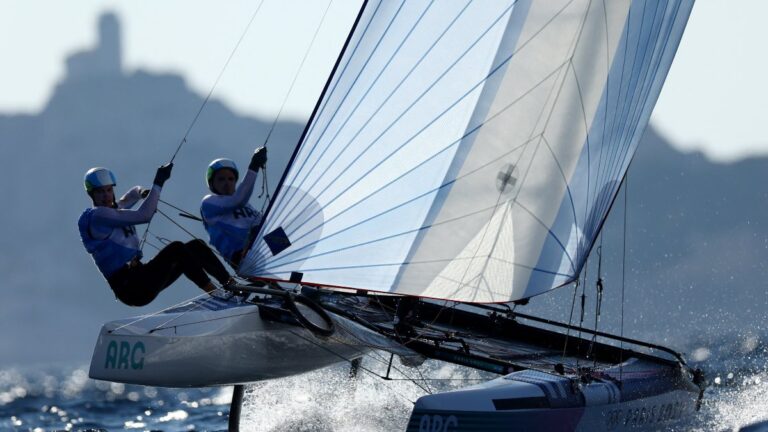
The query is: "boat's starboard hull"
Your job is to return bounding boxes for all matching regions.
[407,360,699,431]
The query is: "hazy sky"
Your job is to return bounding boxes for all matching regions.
[1,0,766,161]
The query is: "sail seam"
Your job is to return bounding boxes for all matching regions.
[269,1,404,225]
[258,0,379,235]
[592,0,670,249]
[593,0,656,221]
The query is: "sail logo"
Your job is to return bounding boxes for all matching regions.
[418,414,459,432]
[496,163,517,194]
[104,340,145,370]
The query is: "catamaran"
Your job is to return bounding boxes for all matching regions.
[90,0,703,430]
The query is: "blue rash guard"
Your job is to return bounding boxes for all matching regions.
[200,169,262,263]
[78,185,161,278]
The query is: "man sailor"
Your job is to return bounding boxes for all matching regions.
[78,163,235,306]
[200,147,267,267]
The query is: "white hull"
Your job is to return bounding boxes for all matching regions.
[89,296,368,387]
[407,359,700,431]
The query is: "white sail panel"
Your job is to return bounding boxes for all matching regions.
[240,0,694,303]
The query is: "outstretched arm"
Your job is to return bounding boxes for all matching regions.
[202,169,257,216]
[201,148,266,217]
[91,163,172,228]
[92,185,161,227]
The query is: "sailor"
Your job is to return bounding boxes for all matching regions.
[200,147,267,267]
[78,164,235,306]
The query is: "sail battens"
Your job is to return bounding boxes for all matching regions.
[240,0,694,303]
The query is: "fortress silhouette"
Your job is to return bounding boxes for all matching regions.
[66,12,123,81]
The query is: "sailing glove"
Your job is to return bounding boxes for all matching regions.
[249,147,267,171]
[153,163,173,187]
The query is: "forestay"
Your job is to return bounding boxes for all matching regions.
[239,0,694,303]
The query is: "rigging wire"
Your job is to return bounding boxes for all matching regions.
[258,172,270,214]
[159,198,201,222]
[249,0,338,216]
[155,208,202,243]
[108,291,214,334]
[286,327,429,398]
[147,231,172,246]
[561,280,579,362]
[620,170,629,382]
[259,0,335,150]
[282,294,493,397]
[588,241,604,365]
[142,239,162,252]
[376,294,464,364]
[139,0,267,253]
[110,201,248,335]
[247,0,336,214]
[170,0,267,163]
[252,0,373,253]
[141,0,335,256]
[572,258,588,371]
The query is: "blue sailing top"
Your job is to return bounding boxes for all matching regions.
[78,186,160,277]
[200,170,262,263]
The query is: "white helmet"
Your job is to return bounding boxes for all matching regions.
[206,158,238,192]
[84,167,116,193]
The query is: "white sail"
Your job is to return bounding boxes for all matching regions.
[239,0,694,303]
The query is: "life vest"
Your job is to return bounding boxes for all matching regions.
[78,208,142,278]
[201,201,261,262]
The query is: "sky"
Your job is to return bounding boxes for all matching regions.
[1,0,766,162]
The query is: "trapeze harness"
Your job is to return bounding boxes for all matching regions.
[200,169,262,266]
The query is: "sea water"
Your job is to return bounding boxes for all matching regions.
[1,333,766,432]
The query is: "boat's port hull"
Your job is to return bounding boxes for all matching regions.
[89,301,366,387]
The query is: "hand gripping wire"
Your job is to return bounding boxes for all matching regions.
[252,0,335,215]
[139,0,267,252]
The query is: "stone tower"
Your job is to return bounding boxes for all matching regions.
[65,12,123,80]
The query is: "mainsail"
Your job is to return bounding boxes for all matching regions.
[239,0,694,303]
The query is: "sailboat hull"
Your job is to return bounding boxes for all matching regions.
[406,360,699,431]
[89,296,367,387]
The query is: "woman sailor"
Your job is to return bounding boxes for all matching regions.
[200,147,267,267]
[78,164,234,306]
